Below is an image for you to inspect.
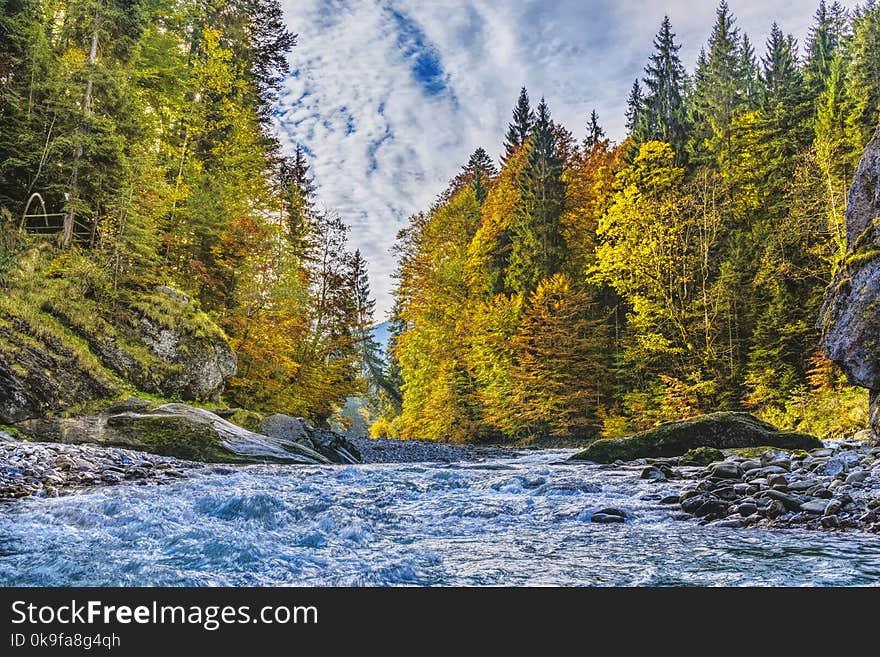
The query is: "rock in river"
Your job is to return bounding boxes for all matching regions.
[16,402,346,465]
[569,412,821,464]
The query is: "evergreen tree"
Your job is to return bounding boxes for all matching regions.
[804,1,849,100]
[738,34,761,109]
[625,79,644,134]
[846,1,880,149]
[280,144,316,254]
[464,147,497,204]
[584,109,606,149]
[689,1,744,170]
[641,16,689,153]
[506,98,567,294]
[502,87,535,163]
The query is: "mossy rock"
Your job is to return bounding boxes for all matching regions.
[17,403,331,465]
[680,447,725,465]
[569,412,822,464]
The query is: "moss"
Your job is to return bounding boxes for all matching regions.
[569,412,822,464]
[0,424,21,438]
[228,408,265,433]
[680,447,725,465]
[104,414,242,463]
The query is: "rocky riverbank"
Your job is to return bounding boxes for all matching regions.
[0,431,201,500]
[0,429,518,500]
[648,441,880,532]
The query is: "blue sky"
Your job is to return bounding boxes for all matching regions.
[276,0,859,317]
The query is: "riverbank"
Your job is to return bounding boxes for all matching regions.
[0,431,517,500]
[663,442,880,532]
[0,431,201,500]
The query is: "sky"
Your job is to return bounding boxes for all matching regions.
[275,0,859,317]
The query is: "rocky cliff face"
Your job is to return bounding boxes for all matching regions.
[0,285,236,424]
[820,126,880,441]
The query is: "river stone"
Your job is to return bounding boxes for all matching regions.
[845,470,869,484]
[710,462,742,479]
[640,465,666,481]
[591,513,625,524]
[261,414,361,464]
[801,499,828,514]
[763,489,803,512]
[737,502,758,517]
[694,498,728,518]
[17,404,332,465]
[569,412,821,463]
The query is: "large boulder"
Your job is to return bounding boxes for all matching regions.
[819,126,880,441]
[261,414,361,464]
[568,412,822,464]
[16,402,330,464]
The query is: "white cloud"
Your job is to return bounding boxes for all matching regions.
[277,0,860,316]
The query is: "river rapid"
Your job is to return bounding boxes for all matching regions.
[1,450,878,586]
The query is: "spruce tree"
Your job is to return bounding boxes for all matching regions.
[804,0,849,100]
[846,2,880,149]
[506,98,567,294]
[641,16,689,153]
[584,109,606,149]
[502,87,535,163]
[625,79,644,134]
[281,144,316,255]
[738,34,761,110]
[688,1,744,170]
[465,147,497,204]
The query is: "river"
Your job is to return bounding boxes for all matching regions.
[1,450,878,586]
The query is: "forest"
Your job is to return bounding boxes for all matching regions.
[1,1,878,445]
[0,0,378,425]
[373,1,879,443]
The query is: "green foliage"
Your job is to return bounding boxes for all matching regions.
[0,0,367,423]
[384,1,878,443]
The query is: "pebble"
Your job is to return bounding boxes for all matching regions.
[669,441,880,533]
[0,439,201,500]
[801,499,828,514]
[641,466,666,481]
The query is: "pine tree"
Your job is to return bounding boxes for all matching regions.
[465,147,497,204]
[758,24,811,209]
[506,98,567,294]
[502,87,535,163]
[689,1,744,170]
[280,144,316,254]
[584,109,606,149]
[847,1,880,149]
[625,79,644,133]
[804,1,849,100]
[641,16,689,153]
[738,34,761,109]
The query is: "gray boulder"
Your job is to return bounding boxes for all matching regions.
[17,402,330,465]
[261,414,361,464]
[568,412,821,464]
[819,126,880,442]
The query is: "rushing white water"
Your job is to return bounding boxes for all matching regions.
[1,450,878,586]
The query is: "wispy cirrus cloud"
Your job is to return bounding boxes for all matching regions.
[277,0,859,316]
